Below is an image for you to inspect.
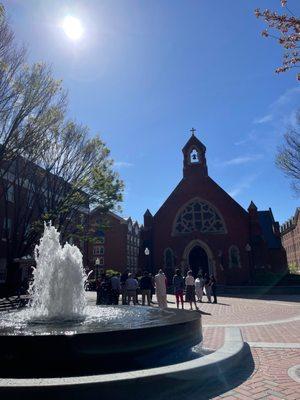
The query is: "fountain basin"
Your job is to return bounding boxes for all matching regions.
[0,328,251,400]
[0,306,202,378]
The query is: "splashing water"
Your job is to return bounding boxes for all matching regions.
[28,223,87,322]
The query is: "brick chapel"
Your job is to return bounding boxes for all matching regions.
[141,132,287,285]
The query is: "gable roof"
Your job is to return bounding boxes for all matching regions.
[258,209,281,249]
[182,134,206,153]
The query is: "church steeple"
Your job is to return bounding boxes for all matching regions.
[182,129,208,178]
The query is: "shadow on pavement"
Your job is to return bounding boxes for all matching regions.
[220,293,300,303]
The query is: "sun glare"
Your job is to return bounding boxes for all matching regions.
[62,16,83,41]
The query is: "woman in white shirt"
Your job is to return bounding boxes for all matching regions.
[185,270,199,311]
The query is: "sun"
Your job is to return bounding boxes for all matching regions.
[62,16,83,41]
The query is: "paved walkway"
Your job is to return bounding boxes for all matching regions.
[171,294,300,400]
[87,292,300,399]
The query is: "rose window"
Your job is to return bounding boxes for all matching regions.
[174,200,226,234]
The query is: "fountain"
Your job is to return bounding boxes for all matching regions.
[0,223,202,383]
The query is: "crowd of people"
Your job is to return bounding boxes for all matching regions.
[95,268,217,310]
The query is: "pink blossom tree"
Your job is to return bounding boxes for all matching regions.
[255,1,300,80]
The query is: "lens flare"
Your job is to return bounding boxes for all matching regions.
[62,16,83,40]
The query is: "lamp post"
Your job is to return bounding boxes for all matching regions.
[144,247,150,272]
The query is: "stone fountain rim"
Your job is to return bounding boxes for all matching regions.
[0,327,249,388]
[0,306,201,337]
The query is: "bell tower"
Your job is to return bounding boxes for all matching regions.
[182,128,208,178]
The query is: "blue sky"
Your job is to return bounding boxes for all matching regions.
[4,0,300,224]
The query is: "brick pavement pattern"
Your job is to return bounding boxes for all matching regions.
[191,295,300,400]
[86,292,300,399]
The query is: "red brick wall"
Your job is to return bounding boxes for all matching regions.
[281,212,300,268]
[149,174,251,285]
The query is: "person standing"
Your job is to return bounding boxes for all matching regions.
[210,275,217,304]
[195,273,204,302]
[125,273,139,305]
[120,269,129,305]
[172,269,184,309]
[140,271,152,306]
[97,272,112,305]
[149,273,155,303]
[110,273,121,305]
[204,273,212,303]
[185,270,198,310]
[154,269,168,308]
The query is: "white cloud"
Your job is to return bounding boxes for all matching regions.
[114,161,134,168]
[228,174,259,198]
[253,114,273,124]
[234,131,257,146]
[236,86,300,148]
[221,154,263,166]
[270,86,300,109]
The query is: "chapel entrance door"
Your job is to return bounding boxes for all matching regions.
[188,245,209,277]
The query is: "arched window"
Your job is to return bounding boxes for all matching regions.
[229,246,241,268]
[164,248,175,268]
[190,148,200,163]
[173,199,226,235]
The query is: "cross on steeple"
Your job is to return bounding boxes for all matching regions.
[190,127,196,136]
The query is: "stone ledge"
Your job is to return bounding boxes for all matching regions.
[288,364,300,383]
[0,327,252,399]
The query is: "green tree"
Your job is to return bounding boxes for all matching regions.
[0,7,66,172]
[0,5,123,290]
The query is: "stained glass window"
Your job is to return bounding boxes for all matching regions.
[164,248,175,268]
[174,200,226,234]
[229,246,241,268]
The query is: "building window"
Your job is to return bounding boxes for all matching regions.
[173,199,226,235]
[229,245,241,268]
[28,191,35,208]
[0,260,7,283]
[190,148,200,163]
[7,185,14,203]
[164,248,175,268]
[93,246,100,255]
[2,218,12,239]
[99,257,104,266]
[99,246,104,255]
